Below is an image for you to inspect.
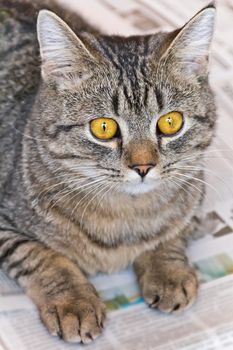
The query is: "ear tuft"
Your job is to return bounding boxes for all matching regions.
[37,10,96,88]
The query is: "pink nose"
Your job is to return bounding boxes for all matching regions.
[130,164,155,178]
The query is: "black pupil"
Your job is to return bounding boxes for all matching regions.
[102,122,107,131]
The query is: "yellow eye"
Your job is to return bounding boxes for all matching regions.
[157,111,183,136]
[90,118,118,140]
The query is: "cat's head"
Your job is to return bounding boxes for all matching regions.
[35,5,216,197]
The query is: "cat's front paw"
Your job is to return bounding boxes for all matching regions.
[38,284,106,344]
[140,264,198,313]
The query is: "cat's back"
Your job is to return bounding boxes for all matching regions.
[0,1,40,198]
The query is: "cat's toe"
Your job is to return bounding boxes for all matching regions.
[39,296,106,343]
[141,265,198,313]
[77,300,106,344]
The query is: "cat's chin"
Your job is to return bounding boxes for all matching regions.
[121,181,160,195]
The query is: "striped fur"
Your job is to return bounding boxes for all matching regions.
[0,1,216,343]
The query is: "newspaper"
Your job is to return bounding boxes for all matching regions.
[1,0,233,349]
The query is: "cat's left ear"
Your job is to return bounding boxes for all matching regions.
[160,4,216,82]
[37,10,98,88]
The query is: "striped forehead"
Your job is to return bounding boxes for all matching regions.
[95,36,163,116]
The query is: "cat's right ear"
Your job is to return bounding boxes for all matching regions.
[37,10,98,88]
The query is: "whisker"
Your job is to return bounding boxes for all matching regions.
[49,178,106,211]
[65,180,107,234]
[165,176,191,203]
[172,171,222,200]
[171,164,233,197]
[95,181,119,212]
[171,175,203,195]
[172,174,215,207]
[79,182,112,228]
[35,175,107,203]
[14,127,48,142]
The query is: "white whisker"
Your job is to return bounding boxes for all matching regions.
[65,180,107,234]
[79,182,113,228]
[172,171,222,200]
[48,178,106,212]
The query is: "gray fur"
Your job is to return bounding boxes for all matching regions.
[0,1,216,344]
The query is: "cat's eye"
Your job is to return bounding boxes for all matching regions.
[90,118,118,140]
[157,111,183,136]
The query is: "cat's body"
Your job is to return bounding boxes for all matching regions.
[0,0,216,344]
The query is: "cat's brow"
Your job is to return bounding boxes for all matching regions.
[45,123,85,139]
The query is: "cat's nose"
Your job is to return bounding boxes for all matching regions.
[130,164,155,178]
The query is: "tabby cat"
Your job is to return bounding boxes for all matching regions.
[0,0,216,344]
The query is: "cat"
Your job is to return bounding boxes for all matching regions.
[0,0,216,344]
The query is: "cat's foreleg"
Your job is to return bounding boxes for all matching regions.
[0,230,106,343]
[134,236,198,312]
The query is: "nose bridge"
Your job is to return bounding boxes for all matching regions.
[124,139,158,167]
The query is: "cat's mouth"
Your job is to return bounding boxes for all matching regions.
[121,167,161,194]
[121,179,161,195]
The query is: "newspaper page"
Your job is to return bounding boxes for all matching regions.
[1,0,233,349]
